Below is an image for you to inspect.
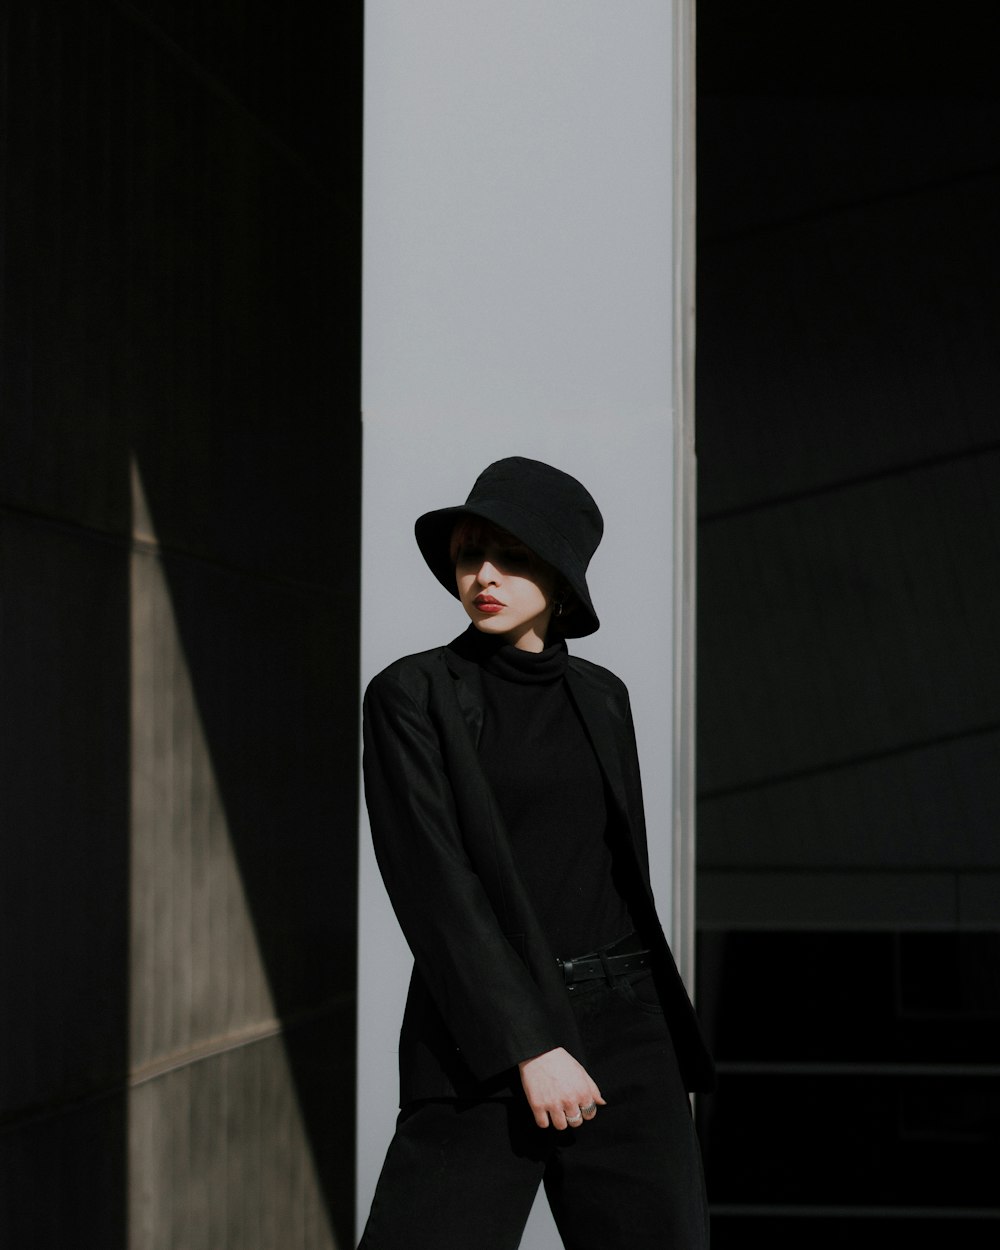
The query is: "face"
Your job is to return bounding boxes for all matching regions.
[453,524,557,652]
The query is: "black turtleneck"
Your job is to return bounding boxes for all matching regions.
[458,627,636,961]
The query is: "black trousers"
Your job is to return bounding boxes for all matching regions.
[358,971,709,1250]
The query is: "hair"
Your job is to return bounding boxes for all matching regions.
[448,516,511,566]
[448,516,577,625]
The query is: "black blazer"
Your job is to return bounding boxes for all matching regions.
[363,629,715,1104]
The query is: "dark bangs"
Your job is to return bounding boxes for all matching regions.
[448,517,521,564]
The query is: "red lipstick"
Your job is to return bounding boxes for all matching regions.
[473,594,504,614]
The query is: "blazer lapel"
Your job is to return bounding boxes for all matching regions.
[565,666,630,822]
[444,637,486,748]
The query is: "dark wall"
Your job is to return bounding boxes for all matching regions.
[0,2,362,1246]
[695,2,1000,1244]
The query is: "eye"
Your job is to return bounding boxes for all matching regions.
[456,544,484,563]
[500,547,531,566]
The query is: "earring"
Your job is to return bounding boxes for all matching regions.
[553,599,564,618]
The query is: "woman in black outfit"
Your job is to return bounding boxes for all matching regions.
[359,457,713,1250]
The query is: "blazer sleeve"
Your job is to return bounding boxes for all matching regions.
[363,667,562,1081]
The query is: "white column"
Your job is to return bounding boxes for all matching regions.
[358,4,695,1242]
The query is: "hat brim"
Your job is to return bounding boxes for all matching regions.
[414,503,600,638]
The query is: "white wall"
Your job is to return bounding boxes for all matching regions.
[358,4,694,1244]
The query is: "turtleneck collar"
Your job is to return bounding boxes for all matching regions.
[448,624,569,684]
[486,636,568,684]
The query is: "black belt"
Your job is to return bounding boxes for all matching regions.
[558,936,653,987]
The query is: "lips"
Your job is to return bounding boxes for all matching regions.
[473,595,504,614]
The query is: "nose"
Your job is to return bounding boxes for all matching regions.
[476,560,500,586]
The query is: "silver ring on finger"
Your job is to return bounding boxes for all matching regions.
[566,1110,583,1125]
[580,1101,597,1117]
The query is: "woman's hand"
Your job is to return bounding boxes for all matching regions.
[518,1047,606,1130]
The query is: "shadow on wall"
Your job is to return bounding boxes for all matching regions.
[1,2,362,1246]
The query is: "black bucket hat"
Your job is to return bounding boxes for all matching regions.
[414,456,603,638]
